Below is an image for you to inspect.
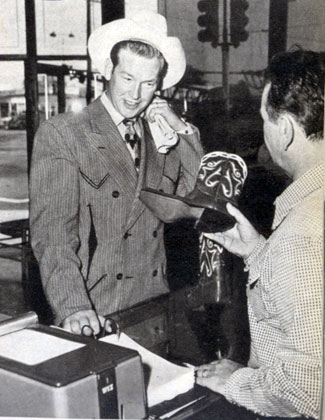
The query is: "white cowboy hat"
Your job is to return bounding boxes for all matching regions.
[88,10,186,90]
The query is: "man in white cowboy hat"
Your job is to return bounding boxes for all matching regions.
[29,10,203,336]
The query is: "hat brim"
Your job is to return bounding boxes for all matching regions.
[140,188,203,224]
[88,18,186,90]
[140,188,236,232]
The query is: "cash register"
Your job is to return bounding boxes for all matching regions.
[0,312,147,419]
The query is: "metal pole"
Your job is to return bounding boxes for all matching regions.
[222,0,230,114]
[57,73,66,113]
[86,0,92,105]
[24,0,39,172]
[101,0,124,24]
[100,1,125,91]
[268,0,289,63]
[43,74,49,120]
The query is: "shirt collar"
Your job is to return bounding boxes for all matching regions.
[100,91,142,136]
[100,91,125,127]
[272,164,324,230]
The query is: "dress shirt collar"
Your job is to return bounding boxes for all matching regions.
[272,164,324,230]
[100,91,142,136]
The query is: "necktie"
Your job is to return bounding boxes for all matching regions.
[123,119,141,170]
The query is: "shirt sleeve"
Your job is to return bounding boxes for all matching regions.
[243,235,266,273]
[224,234,322,419]
[174,124,204,196]
[176,122,194,135]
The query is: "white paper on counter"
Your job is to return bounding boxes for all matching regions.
[0,329,85,365]
[101,333,195,407]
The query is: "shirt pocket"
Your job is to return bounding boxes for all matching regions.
[247,279,272,322]
[79,166,110,189]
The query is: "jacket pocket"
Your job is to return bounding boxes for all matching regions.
[87,273,108,293]
[79,167,110,189]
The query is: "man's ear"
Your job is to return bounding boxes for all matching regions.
[278,115,294,151]
[104,59,113,81]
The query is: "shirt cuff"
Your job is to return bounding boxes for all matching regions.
[243,235,266,272]
[224,367,249,402]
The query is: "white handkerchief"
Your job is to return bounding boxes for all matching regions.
[148,114,179,154]
[101,333,195,407]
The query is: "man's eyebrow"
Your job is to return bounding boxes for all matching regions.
[120,71,133,77]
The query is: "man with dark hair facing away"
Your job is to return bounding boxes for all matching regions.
[196,50,324,419]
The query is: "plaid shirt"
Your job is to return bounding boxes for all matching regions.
[224,165,323,419]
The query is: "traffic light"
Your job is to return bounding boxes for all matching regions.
[197,0,219,48]
[230,0,249,48]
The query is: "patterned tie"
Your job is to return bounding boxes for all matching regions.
[123,119,141,170]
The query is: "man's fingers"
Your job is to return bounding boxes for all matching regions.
[88,317,101,335]
[195,372,225,395]
[146,106,167,122]
[204,232,226,245]
[98,316,113,333]
[196,376,206,387]
[195,363,220,378]
[226,203,249,225]
[66,319,80,334]
[62,310,100,336]
[146,99,174,122]
[104,319,114,333]
[80,324,94,336]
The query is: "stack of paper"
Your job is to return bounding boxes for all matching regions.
[101,333,195,407]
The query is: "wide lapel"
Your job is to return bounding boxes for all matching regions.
[126,119,166,230]
[85,99,138,195]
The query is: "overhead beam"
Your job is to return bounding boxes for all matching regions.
[0,55,88,61]
[37,63,70,76]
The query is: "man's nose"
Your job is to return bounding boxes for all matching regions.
[130,83,141,100]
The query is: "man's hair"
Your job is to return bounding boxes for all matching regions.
[110,40,168,88]
[264,50,324,141]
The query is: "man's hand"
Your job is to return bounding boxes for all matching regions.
[204,203,261,260]
[62,310,114,336]
[145,97,187,132]
[196,359,243,396]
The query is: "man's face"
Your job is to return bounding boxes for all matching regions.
[107,48,162,119]
[260,83,283,167]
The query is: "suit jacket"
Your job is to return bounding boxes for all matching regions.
[30,98,203,325]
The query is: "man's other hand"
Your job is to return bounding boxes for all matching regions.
[145,97,187,132]
[62,310,102,336]
[196,359,243,396]
[204,203,261,260]
[62,310,116,337]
